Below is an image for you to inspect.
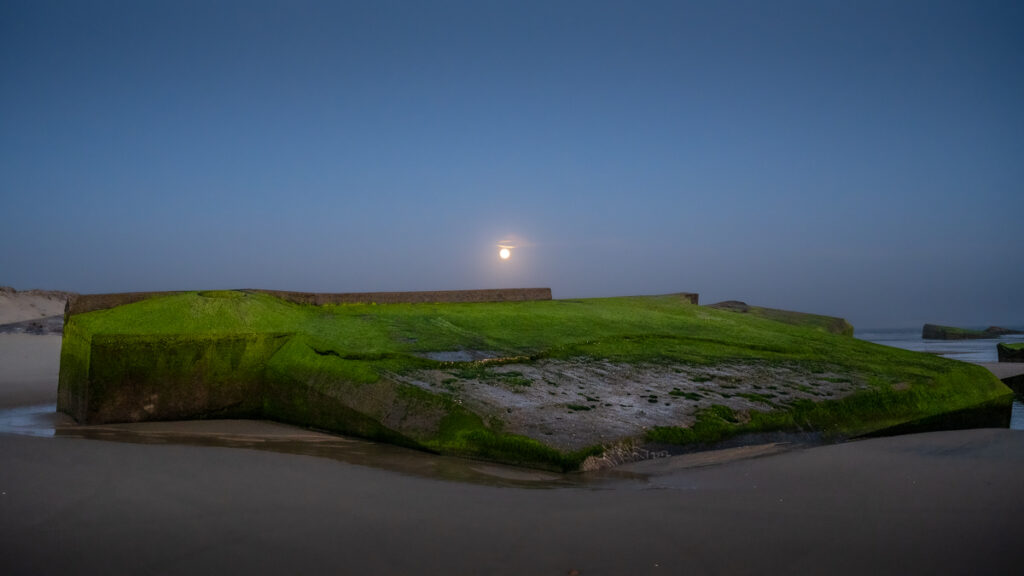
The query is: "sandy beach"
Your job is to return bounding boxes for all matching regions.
[0,334,62,408]
[0,287,69,325]
[2,333,1022,574]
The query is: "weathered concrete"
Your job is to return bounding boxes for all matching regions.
[58,288,565,466]
[66,287,554,318]
[997,343,1024,363]
[673,292,699,305]
[922,323,1022,340]
[248,287,554,306]
[707,300,854,336]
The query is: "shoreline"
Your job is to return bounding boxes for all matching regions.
[2,426,1021,574]
[1,332,1019,460]
[2,333,1023,573]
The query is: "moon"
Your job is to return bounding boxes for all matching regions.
[499,247,511,260]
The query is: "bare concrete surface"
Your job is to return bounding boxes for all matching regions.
[399,359,865,452]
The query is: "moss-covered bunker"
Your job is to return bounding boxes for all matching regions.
[58,289,1012,471]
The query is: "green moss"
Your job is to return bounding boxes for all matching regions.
[58,291,1014,470]
[926,325,986,337]
[57,318,92,422]
[648,362,1012,447]
[85,332,290,423]
[709,302,855,336]
[749,307,855,336]
[647,404,740,444]
[197,290,247,299]
[669,388,702,401]
[59,292,896,373]
[427,409,600,471]
[738,392,776,403]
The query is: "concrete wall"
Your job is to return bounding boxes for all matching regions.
[79,333,290,424]
[65,287,554,318]
[673,293,699,305]
[997,343,1024,363]
[247,287,553,306]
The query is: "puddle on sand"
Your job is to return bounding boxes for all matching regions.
[1013,394,1024,430]
[0,404,67,437]
[0,404,648,489]
[4,401,1021,489]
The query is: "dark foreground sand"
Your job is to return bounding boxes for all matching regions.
[3,429,1022,575]
[1,335,1022,574]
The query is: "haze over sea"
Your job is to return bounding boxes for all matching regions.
[857,328,1024,363]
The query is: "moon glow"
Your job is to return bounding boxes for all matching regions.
[499,248,511,260]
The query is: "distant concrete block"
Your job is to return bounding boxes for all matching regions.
[997,343,1024,363]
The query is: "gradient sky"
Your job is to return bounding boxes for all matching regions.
[2,0,1022,329]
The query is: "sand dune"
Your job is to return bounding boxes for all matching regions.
[0,287,71,325]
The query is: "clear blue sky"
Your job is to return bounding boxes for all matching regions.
[2,0,1022,329]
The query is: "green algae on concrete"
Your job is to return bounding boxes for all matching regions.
[922,324,1022,340]
[998,342,1024,362]
[58,290,1013,470]
[706,300,854,336]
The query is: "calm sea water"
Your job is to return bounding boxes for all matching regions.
[856,328,1024,430]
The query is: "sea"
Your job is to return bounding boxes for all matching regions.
[856,328,1024,430]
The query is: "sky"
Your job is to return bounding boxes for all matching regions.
[1,0,1022,329]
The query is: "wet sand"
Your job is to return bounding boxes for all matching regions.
[976,361,1024,383]
[1,334,1023,574]
[0,334,61,408]
[3,429,1022,575]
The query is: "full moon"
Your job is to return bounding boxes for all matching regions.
[499,248,511,260]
